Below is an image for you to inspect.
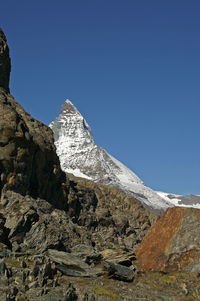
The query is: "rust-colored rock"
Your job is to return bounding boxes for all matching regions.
[136,207,200,272]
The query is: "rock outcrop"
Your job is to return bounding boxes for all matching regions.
[0,28,68,208]
[0,89,69,209]
[0,29,11,93]
[136,206,200,272]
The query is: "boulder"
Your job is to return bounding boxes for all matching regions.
[103,261,135,282]
[101,248,136,267]
[47,249,102,277]
[136,207,200,272]
[71,244,102,265]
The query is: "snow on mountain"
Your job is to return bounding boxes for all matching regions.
[49,100,199,210]
[157,192,200,209]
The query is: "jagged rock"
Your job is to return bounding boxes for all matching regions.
[136,207,200,272]
[66,176,157,252]
[103,261,135,282]
[0,213,11,249]
[43,261,53,279]
[71,244,102,265]
[0,258,8,276]
[0,31,68,208]
[64,283,78,301]
[101,249,136,267]
[21,260,26,268]
[10,286,18,297]
[32,263,39,278]
[47,249,102,277]
[0,29,11,92]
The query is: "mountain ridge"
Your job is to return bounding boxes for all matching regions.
[50,100,172,210]
[50,99,200,210]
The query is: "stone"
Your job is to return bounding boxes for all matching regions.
[136,207,200,272]
[0,259,8,276]
[48,249,102,277]
[103,261,135,282]
[71,244,102,265]
[101,248,136,267]
[32,264,39,278]
[43,262,53,279]
[10,286,18,296]
[64,283,78,301]
[0,29,11,92]
[20,260,26,268]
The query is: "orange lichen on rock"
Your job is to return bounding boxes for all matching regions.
[136,207,185,271]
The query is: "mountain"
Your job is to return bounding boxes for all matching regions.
[50,100,200,211]
[1,27,200,301]
[49,100,171,210]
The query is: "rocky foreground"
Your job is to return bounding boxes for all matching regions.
[0,28,200,300]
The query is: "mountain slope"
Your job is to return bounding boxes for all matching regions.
[50,100,173,210]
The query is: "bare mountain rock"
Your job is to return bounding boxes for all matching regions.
[136,206,200,272]
[0,29,11,93]
[0,28,67,208]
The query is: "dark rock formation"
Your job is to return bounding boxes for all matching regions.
[0,29,11,93]
[0,29,68,207]
[0,91,68,209]
[0,89,68,208]
[103,261,135,282]
[67,174,157,252]
[136,206,200,272]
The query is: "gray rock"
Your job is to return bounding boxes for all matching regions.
[64,283,78,301]
[43,262,53,279]
[10,286,18,296]
[0,29,11,92]
[48,249,102,277]
[21,260,26,268]
[0,259,8,276]
[103,261,134,282]
[32,264,39,278]
[71,244,102,265]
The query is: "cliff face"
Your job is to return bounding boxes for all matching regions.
[0,90,68,208]
[0,29,67,209]
[0,29,11,92]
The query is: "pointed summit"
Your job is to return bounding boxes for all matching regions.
[61,99,80,115]
[50,100,174,210]
[0,28,11,92]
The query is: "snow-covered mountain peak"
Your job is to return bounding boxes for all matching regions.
[61,99,80,115]
[50,100,200,210]
[50,100,173,210]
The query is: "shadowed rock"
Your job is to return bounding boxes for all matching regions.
[0,29,11,92]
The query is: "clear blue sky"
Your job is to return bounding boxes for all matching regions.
[1,0,200,194]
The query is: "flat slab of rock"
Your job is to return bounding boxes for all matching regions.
[101,248,136,267]
[71,244,102,265]
[103,261,134,282]
[47,249,102,277]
